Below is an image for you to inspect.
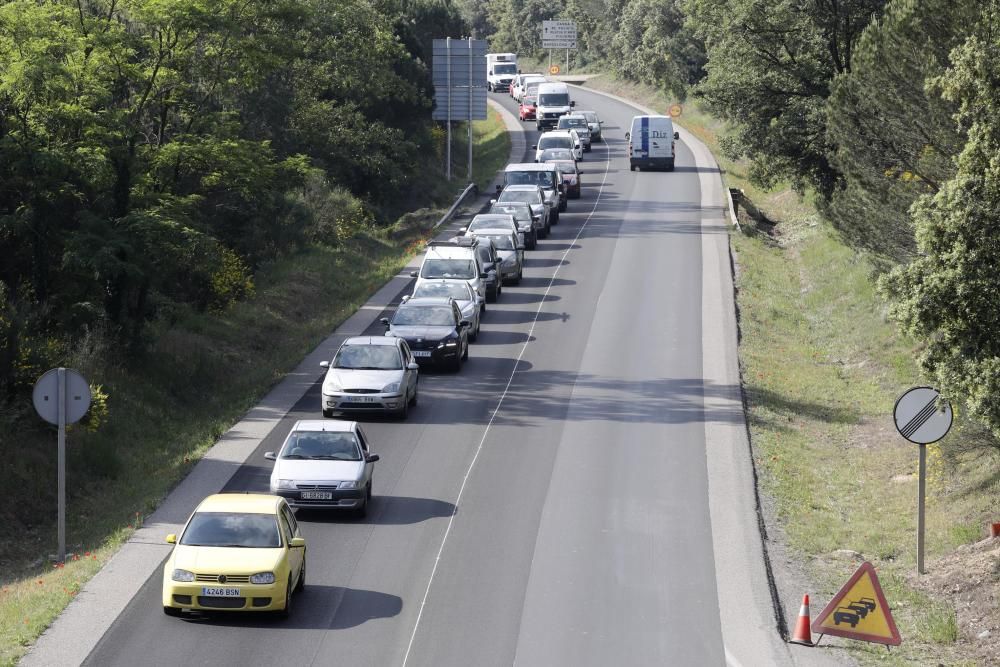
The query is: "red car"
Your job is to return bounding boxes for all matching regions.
[519,96,537,121]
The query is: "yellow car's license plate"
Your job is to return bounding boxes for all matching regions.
[201,587,241,597]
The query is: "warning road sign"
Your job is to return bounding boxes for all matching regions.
[811,561,902,646]
[549,65,560,75]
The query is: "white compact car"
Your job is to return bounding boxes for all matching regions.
[534,130,582,162]
[319,336,419,419]
[266,420,380,516]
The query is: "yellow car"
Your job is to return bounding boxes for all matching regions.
[161,493,306,617]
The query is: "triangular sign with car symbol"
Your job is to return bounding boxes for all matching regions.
[811,561,902,646]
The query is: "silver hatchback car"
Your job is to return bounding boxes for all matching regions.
[319,336,419,419]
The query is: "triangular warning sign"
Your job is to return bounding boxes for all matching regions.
[811,561,902,646]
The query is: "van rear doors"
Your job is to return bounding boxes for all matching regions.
[627,115,678,171]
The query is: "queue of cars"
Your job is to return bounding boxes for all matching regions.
[160,80,607,620]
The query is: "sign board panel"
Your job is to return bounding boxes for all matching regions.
[542,20,577,48]
[893,386,953,444]
[431,38,487,122]
[33,368,91,425]
[811,561,902,646]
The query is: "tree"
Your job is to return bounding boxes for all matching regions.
[880,17,1000,438]
[685,0,886,195]
[823,0,977,261]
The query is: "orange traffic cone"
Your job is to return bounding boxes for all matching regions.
[789,594,814,646]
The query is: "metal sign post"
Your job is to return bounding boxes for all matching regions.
[431,38,486,183]
[33,367,91,563]
[893,386,953,575]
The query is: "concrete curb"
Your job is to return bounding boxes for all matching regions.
[19,99,527,667]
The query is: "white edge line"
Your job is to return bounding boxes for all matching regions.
[400,140,613,667]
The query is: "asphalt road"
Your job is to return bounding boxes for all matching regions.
[85,88,728,667]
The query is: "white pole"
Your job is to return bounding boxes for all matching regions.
[446,37,452,181]
[467,38,473,183]
[57,367,66,563]
[917,444,926,574]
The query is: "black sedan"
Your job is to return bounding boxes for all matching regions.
[381,297,471,371]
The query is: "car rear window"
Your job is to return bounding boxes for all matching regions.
[538,135,571,151]
[421,259,475,279]
[393,305,456,327]
[181,512,281,548]
[413,282,470,300]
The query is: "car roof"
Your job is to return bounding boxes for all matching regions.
[470,228,516,237]
[506,163,556,172]
[342,336,399,347]
[560,114,588,121]
[541,130,574,138]
[502,184,543,191]
[196,493,283,514]
[402,297,454,307]
[292,419,356,433]
[472,213,515,223]
[425,244,475,258]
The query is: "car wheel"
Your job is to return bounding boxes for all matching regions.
[410,381,418,405]
[295,557,306,592]
[552,210,560,225]
[279,582,292,619]
[451,354,463,372]
[357,485,370,518]
[516,268,522,284]
[469,322,478,342]
[322,409,332,418]
[488,285,498,303]
[397,396,409,420]
[163,606,182,617]
[559,200,567,213]
[536,123,542,131]
[462,338,469,360]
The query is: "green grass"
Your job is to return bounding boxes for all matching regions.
[576,73,999,665]
[0,112,509,667]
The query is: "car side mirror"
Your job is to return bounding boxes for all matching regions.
[674,131,679,140]
[460,320,471,328]
[407,362,419,371]
[409,270,417,278]
[570,101,576,107]
[320,360,329,369]
[531,145,537,150]
[165,534,177,544]
[380,317,390,327]
[490,198,497,205]
[264,451,277,461]
[625,132,630,140]
[599,120,604,125]
[289,537,306,549]
[401,295,411,303]
[459,227,467,233]
[366,454,380,463]
[480,273,488,279]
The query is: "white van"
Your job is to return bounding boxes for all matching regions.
[626,115,679,171]
[535,82,574,131]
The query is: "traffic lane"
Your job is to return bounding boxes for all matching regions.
[83,174,609,665]
[402,92,718,664]
[512,163,724,665]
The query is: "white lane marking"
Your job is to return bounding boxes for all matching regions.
[400,142,614,667]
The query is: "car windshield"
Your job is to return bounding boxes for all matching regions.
[494,63,516,74]
[538,93,569,106]
[538,135,571,151]
[281,431,362,460]
[551,160,577,174]
[499,190,540,205]
[582,111,598,123]
[522,96,536,106]
[480,234,515,250]
[540,148,574,162]
[413,282,471,301]
[420,259,475,279]
[560,117,588,129]
[393,305,455,326]
[180,512,281,548]
[333,344,401,370]
[490,204,532,222]
[506,170,554,187]
[469,216,514,231]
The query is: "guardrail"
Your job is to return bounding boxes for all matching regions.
[434,182,479,229]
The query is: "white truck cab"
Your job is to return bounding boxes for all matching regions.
[625,115,679,171]
[486,53,518,93]
[535,82,574,130]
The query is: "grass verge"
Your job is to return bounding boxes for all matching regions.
[0,110,509,667]
[578,73,999,665]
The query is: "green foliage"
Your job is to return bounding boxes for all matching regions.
[880,18,1000,441]
[685,0,886,195]
[823,0,978,261]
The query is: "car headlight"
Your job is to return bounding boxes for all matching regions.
[338,480,359,490]
[438,338,459,348]
[502,257,516,267]
[172,569,195,583]
[274,479,297,490]
[249,572,275,585]
[382,381,401,393]
[323,381,341,393]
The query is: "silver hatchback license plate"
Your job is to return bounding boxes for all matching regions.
[201,587,241,597]
[412,351,432,357]
[343,396,377,403]
[301,491,333,500]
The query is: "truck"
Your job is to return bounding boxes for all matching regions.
[486,53,518,93]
